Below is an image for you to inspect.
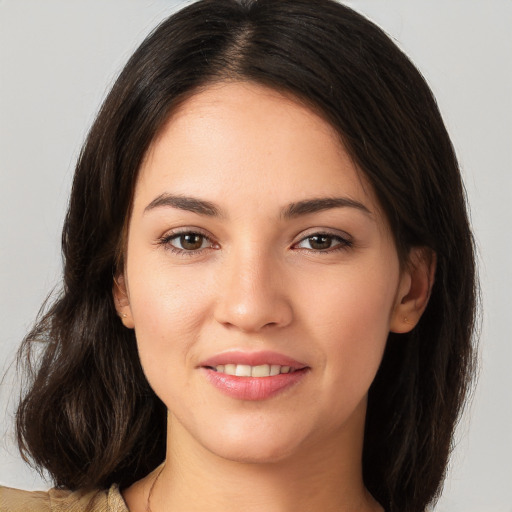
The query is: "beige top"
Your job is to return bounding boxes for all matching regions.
[0,484,129,512]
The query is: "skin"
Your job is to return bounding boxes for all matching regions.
[115,82,433,512]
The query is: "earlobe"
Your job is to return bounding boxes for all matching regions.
[113,274,135,329]
[390,248,436,333]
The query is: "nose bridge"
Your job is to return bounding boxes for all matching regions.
[214,239,292,332]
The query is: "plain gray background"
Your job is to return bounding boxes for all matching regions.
[1,1,511,511]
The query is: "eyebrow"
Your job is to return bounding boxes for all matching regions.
[144,194,223,217]
[281,197,372,218]
[144,194,371,218]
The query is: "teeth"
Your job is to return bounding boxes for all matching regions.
[252,364,270,377]
[270,364,281,376]
[213,364,296,377]
[224,364,236,375]
[235,364,252,377]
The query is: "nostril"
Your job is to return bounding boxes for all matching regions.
[213,284,293,332]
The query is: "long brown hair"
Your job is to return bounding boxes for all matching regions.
[16,1,477,511]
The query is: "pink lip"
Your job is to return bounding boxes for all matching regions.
[202,368,309,401]
[200,350,307,369]
[199,351,310,401]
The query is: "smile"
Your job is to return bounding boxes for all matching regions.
[208,364,296,377]
[199,351,309,400]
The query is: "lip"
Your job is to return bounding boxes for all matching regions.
[202,368,309,400]
[200,350,307,369]
[199,351,310,401]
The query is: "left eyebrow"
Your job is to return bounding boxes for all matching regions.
[281,197,372,219]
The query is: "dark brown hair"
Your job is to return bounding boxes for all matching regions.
[16,1,477,511]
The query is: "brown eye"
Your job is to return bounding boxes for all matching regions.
[295,233,350,252]
[168,232,210,251]
[182,233,204,250]
[307,235,333,250]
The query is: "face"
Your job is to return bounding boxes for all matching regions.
[117,82,412,465]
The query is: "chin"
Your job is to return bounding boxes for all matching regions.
[197,420,308,465]
[210,440,299,465]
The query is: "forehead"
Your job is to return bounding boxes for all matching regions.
[134,81,381,220]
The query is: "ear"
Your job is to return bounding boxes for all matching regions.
[390,247,436,333]
[113,273,135,329]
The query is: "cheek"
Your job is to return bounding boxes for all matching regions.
[126,259,213,382]
[301,257,399,392]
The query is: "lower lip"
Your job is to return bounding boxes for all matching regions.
[203,368,308,401]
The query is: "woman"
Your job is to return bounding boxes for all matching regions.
[1,0,477,511]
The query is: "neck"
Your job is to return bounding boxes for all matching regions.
[143,406,381,512]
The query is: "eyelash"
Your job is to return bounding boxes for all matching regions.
[293,232,353,253]
[157,229,217,256]
[157,230,353,256]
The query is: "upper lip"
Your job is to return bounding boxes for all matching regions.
[199,350,308,370]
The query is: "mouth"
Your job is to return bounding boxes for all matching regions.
[205,363,302,377]
[199,351,310,401]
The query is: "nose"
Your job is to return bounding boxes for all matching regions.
[213,247,293,333]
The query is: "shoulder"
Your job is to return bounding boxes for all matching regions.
[0,484,129,512]
[0,486,51,512]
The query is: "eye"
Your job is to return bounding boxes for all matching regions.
[172,233,209,251]
[159,230,216,254]
[295,233,351,252]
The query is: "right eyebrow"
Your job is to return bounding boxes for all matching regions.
[143,194,224,217]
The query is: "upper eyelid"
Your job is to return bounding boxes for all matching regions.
[160,226,213,240]
[157,228,218,250]
[158,230,218,256]
[293,228,352,243]
[293,234,351,247]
